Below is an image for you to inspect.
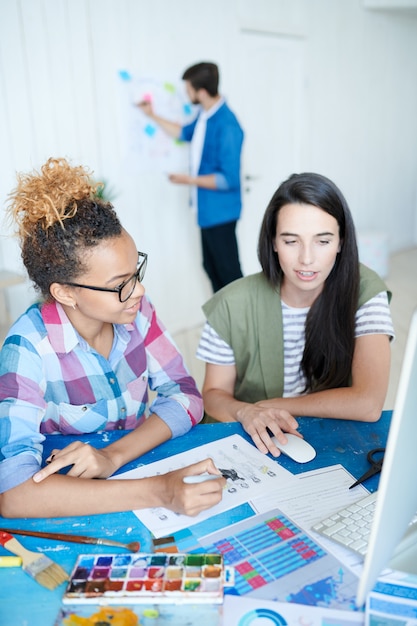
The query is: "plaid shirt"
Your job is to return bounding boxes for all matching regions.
[0,297,203,492]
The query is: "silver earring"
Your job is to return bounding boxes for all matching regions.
[72,303,77,310]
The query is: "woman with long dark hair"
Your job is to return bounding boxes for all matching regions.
[197,173,394,455]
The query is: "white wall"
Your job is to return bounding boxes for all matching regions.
[1,0,417,333]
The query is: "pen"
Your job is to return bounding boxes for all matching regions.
[183,474,223,484]
[0,556,23,567]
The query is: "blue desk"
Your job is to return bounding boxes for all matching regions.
[0,412,392,625]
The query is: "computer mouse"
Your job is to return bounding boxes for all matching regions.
[271,433,316,463]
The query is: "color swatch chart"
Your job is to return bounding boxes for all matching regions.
[200,514,325,595]
[195,509,360,609]
[63,553,224,604]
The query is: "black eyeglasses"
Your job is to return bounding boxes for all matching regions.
[64,251,148,303]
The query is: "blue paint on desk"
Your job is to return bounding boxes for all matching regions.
[41,411,392,489]
[0,412,392,625]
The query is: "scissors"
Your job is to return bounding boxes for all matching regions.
[349,447,385,489]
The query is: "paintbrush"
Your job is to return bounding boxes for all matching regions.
[0,531,68,590]
[0,527,140,553]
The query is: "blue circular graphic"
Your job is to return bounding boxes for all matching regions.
[238,608,288,626]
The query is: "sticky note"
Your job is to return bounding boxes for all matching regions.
[163,82,176,94]
[144,124,157,137]
[118,70,132,81]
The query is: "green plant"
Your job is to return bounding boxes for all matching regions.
[92,178,118,203]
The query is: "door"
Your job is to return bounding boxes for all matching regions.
[236,30,308,275]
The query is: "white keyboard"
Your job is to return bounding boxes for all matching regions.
[312,492,377,557]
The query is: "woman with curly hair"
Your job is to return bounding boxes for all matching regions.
[197,172,395,455]
[0,157,225,519]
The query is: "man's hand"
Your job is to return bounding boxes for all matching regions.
[136,100,154,117]
[168,173,193,185]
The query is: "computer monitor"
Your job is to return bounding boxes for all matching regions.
[356,309,417,607]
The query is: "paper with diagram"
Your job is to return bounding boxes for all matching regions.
[112,434,296,538]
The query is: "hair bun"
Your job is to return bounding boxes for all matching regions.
[8,157,100,236]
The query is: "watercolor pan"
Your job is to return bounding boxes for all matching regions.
[63,553,225,604]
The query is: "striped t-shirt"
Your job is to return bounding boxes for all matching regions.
[196,291,394,397]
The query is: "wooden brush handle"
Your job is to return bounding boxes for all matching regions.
[0,532,35,560]
[0,528,99,545]
[0,527,139,552]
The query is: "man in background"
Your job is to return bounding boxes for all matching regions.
[137,62,244,292]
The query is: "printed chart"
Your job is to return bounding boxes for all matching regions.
[195,510,360,611]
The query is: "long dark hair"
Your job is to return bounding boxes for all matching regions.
[258,172,360,391]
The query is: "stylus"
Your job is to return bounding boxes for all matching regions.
[183,474,223,484]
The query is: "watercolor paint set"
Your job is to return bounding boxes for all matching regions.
[62,552,226,604]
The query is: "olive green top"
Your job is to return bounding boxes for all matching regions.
[202,264,391,403]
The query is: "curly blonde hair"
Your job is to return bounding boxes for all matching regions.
[8,157,98,237]
[7,157,122,300]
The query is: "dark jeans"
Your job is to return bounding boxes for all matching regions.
[201,220,243,292]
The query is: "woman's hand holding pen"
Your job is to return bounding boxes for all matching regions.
[32,441,118,483]
[154,459,226,517]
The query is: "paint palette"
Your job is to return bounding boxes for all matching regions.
[63,553,225,604]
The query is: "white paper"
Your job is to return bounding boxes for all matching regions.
[117,71,193,174]
[253,463,368,525]
[112,434,297,538]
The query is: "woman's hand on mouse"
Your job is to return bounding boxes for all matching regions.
[236,403,300,456]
